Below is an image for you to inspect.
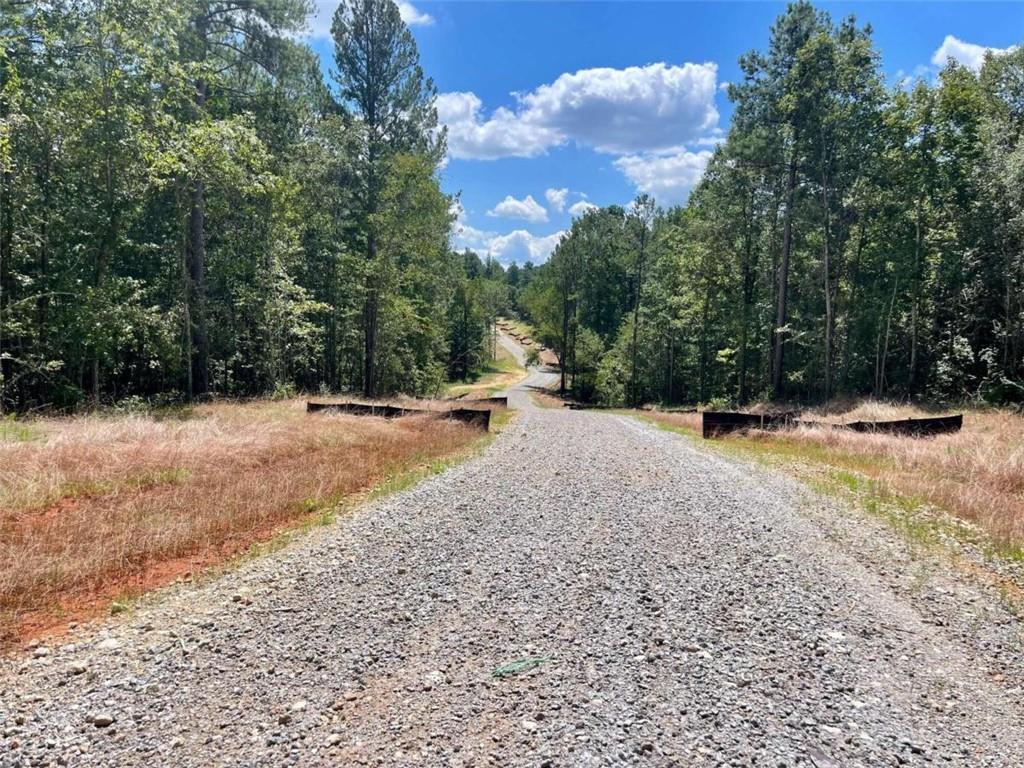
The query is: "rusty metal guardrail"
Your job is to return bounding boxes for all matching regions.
[702,411,962,439]
[702,411,798,439]
[306,401,497,430]
[839,414,962,436]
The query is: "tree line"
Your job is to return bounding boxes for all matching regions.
[518,2,1024,407]
[0,0,507,411]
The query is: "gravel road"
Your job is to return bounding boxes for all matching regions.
[3,337,1024,767]
[497,331,529,369]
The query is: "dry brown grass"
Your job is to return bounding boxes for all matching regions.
[0,399,479,647]
[644,402,1024,553]
[643,409,702,433]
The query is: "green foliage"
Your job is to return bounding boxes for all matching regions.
[515,2,1024,408]
[4,1,1019,410]
[0,0,497,411]
[0,415,40,443]
[572,327,605,401]
[331,0,442,167]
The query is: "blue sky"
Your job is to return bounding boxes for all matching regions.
[305,1,1023,264]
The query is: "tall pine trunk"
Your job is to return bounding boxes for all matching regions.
[187,174,209,397]
[326,261,338,389]
[908,195,924,395]
[772,141,799,400]
[821,169,832,401]
[630,230,647,407]
[362,221,379,397]
[875,278,897,395]
[186,73,210,399]
[362,300,377,396]
[94,113,118,407]
[0,164,10,413]
[36,140,51,403]
[559,275,569,394]
[699,286,710,403]
[840,219,866,391]
[666,336,674,404]
[738,318,749,405]
[180,217,193,400]
[362,139,379,398]
[738,185,756,405]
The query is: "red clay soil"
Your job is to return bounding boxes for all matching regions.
[9,506,320,652]
[1,402,484,653]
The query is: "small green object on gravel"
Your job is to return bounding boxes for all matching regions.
[492,656,550,678]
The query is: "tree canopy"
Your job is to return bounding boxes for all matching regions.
[2,0,1021,412]
[519,2,1024,407]
[0,0,504,411]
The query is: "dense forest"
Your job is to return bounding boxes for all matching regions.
[519,3,1024,407]
[2,1,1022,411]
[0,0,507,411]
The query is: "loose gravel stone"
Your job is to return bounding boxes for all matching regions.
[1,339,1023,766]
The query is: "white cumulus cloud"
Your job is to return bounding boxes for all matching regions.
[931,35,1017,72]
[438,61,719,160]
[450,202,562,265]
[569,200,599,217]
[436,92,560,160]
[545,187,569,213]
[487,194,548,223]
[614,150,714,205]
[397,1,433,26]
[487,230,565,265]
[450,202,492,252]
[307,1,433,39]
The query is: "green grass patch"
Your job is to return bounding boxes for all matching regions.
[58,467,191,502]
[489,407,515,431]
[713,433,894,477]
[633,413,699,439]
[369,455,463,499]
[446,344,527,399]
[805,469,949,553]
[0,416,42,443]
[487,352,524,376]
[632,411,1022,562]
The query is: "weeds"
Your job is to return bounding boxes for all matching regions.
[446,344,527,399]
[640,402,1024,555]
[0,399,483,647]
[0,416,41,443]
